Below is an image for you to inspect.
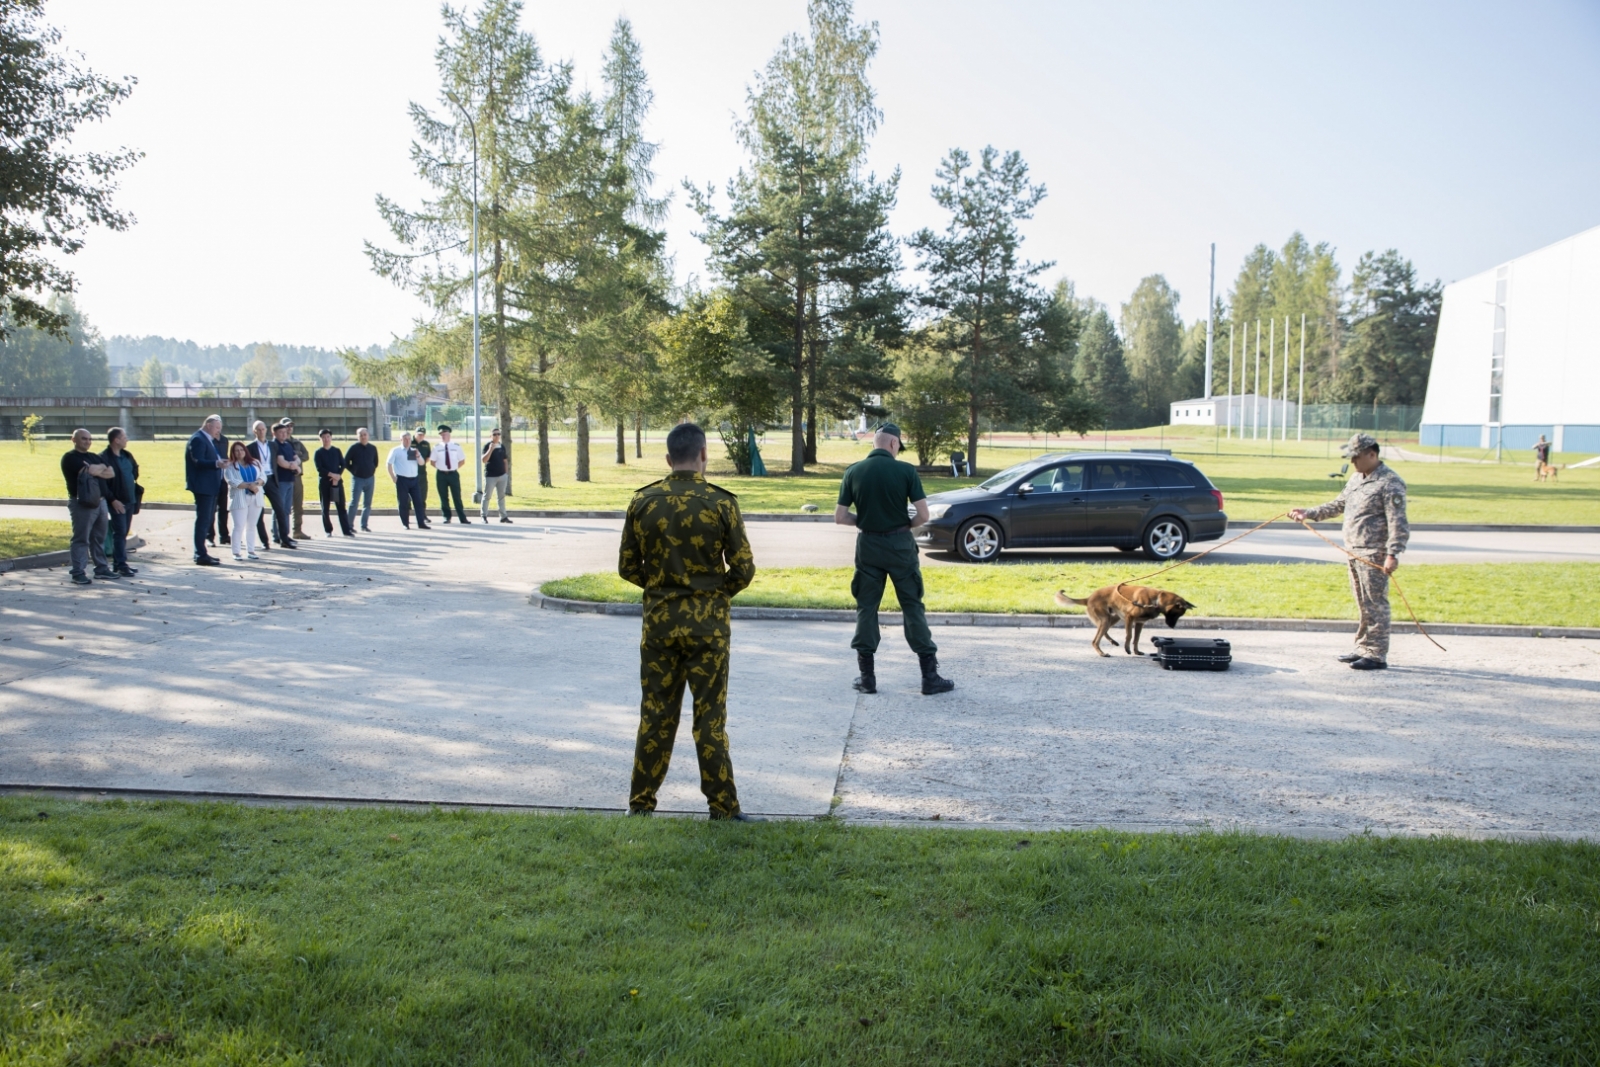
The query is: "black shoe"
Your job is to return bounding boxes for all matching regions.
[114,566,138,577]
[342,530,356,537]
[627,809,653,817]
[460,517,471,524]
[93,568,121,580]
[853,651,877,694]
[713,812,766,822]
[919,652,955,695]
[1350,657,1388,671]
[1337,652,1362,663]
[442,518,452,524]
[71,572,92,585]
[361,526,371,532]
[195,555,221,567]
[500,517,513,524]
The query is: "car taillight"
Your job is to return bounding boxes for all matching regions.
[1209,489,1224,510]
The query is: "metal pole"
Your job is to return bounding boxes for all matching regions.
[1204,243,1215,399]
[1267,318,1274,443]
[1253,320,1261,440]
[471,135,482,505]
[1297,313,1306,441]
[1281,316,1289,441]
[1226,322,1234,439]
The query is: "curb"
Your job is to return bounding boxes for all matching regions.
[3,499,1594,533]
[528,587,1600,641]
[0,536,146,574]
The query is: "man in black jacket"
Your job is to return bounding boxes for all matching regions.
[209,426,231,548]
[344,427,380,532]
[314,428,354,536]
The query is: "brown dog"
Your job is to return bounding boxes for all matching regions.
[1536,462,1560,483]
[1055,584,1195,657]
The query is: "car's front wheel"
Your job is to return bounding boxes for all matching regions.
[1141,518,1188,560]
[955,518,1004,562]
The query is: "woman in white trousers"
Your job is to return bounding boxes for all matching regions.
[223,441,265,559]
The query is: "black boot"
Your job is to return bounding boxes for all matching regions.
[852,651,876,694]
[919,653,955,695]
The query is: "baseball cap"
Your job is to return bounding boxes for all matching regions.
[876,422,902,442]
[1340,432,1379,457]
[276,417,294,427]
[415,425,427,434]
[318,427,333,436]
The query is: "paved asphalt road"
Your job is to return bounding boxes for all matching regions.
[3,507,1597,837]
[3,503,1598,569]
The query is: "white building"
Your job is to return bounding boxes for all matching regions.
[1420,224,1600,454]
[1170,393,1297,434]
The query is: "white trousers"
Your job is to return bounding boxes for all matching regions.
[230,488,263,556]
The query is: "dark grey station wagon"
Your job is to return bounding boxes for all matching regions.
[913,452,1227,562]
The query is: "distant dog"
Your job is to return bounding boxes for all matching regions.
[1536,462,1560,483]
[1055,584,1194,657]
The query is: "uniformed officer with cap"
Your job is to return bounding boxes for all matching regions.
[835,423,955,695]
[618,422,762,821]
[1290,432,1410,670]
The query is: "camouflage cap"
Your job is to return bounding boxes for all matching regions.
[1340,432,1379,457]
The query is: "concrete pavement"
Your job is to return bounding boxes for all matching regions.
[3,506,1598,836]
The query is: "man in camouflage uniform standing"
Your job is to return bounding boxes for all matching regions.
[1291,433,1410,670]
[619,422,761,821]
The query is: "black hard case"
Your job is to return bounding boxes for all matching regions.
[1149,636,1232,671]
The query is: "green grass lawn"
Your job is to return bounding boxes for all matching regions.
[4,435,1595,524]
[2,799,1595,1065]
[543,562,1600,628]
[0,518,71,560]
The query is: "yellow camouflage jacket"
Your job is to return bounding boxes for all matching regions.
[1304,462,1410,557]
[619,470,755,637]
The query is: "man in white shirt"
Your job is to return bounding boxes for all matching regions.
[387,431,430,530]
[428,424,471,524]
[248,420,279,549]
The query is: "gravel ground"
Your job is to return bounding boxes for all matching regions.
[2,506,1597,837]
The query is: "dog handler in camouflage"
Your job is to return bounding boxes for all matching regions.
[1290,433,1411,670]
[618,422,762,821]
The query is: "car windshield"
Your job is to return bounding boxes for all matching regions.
[978,461,1038,491]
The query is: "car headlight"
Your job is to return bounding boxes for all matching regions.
[925,503,951,521]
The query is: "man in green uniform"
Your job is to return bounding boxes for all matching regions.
[1290,432,1410,670]
[619,422,761,821]
[835,424,955,696]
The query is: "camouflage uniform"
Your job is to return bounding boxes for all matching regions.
[1304,461,1410,662]
[619,470,756,816]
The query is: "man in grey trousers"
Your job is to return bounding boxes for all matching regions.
[60,427,115,585]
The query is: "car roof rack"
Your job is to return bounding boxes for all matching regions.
[1129,447,1172,455]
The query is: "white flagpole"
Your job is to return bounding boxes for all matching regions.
[1267,317,1275,442]
[1226,322,1234,439]
[1253,320,1261,439]
[1204,243,1215,399]
[1298,313,1306,442]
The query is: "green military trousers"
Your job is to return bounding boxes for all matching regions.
[850,529,937,657]
[1348,554,1391,662]
[630,631,741,817]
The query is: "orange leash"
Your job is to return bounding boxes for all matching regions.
[1291,518,1447,652]
[1053,510,1446,653]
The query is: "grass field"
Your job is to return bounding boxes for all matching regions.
[2,798,1595,1065]
[4,435,1596,524]
[0,518,72,560]
[542,562,1600,628]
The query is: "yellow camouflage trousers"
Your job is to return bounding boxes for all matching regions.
[1349,555,1391,661]
[629,630,741,817]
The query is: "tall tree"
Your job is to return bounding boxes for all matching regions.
[369,0,564,492]
[911,146,1093,471]
[690,0,902,473]
[1226,233,1343,403]
[1072,306,1135,429]
[658,288,785,473]
[0,0,138,338]
[1333,250,1441,406]
[1120,274,1183,425]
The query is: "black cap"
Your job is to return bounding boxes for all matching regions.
[437,424,452,433]
[414,425,427,434]
[276,417,293,427]
[318,427,333,436]
[876,422,902,442]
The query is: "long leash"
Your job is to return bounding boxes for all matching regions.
[1058,510,1447,653]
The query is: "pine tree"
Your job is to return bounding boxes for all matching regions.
[1333,251,1441,406]
[1072,308,1134,429]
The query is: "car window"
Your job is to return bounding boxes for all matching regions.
[979,461,1035,491]
[1088,462,1155,490]
[1023,464,1085,493]
[1149,464,1197,488]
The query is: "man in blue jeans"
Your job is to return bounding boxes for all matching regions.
[344,426,379,531]
[268,421,301,548]
[186,415,226,566]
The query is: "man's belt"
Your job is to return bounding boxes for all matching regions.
[859,525,911,536]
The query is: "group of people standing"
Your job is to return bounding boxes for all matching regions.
[182,417,514,564]
[59,426,142,584]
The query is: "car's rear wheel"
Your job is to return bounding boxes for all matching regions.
[1141,518,1188,560]
[955,518,1003,562]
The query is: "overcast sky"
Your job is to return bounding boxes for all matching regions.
[45,0,1600,350]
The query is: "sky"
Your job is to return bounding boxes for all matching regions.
[42,0,1600,351]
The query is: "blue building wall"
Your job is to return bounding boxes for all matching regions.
[1564,426,1600,453]
[1420,424,1484,448]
